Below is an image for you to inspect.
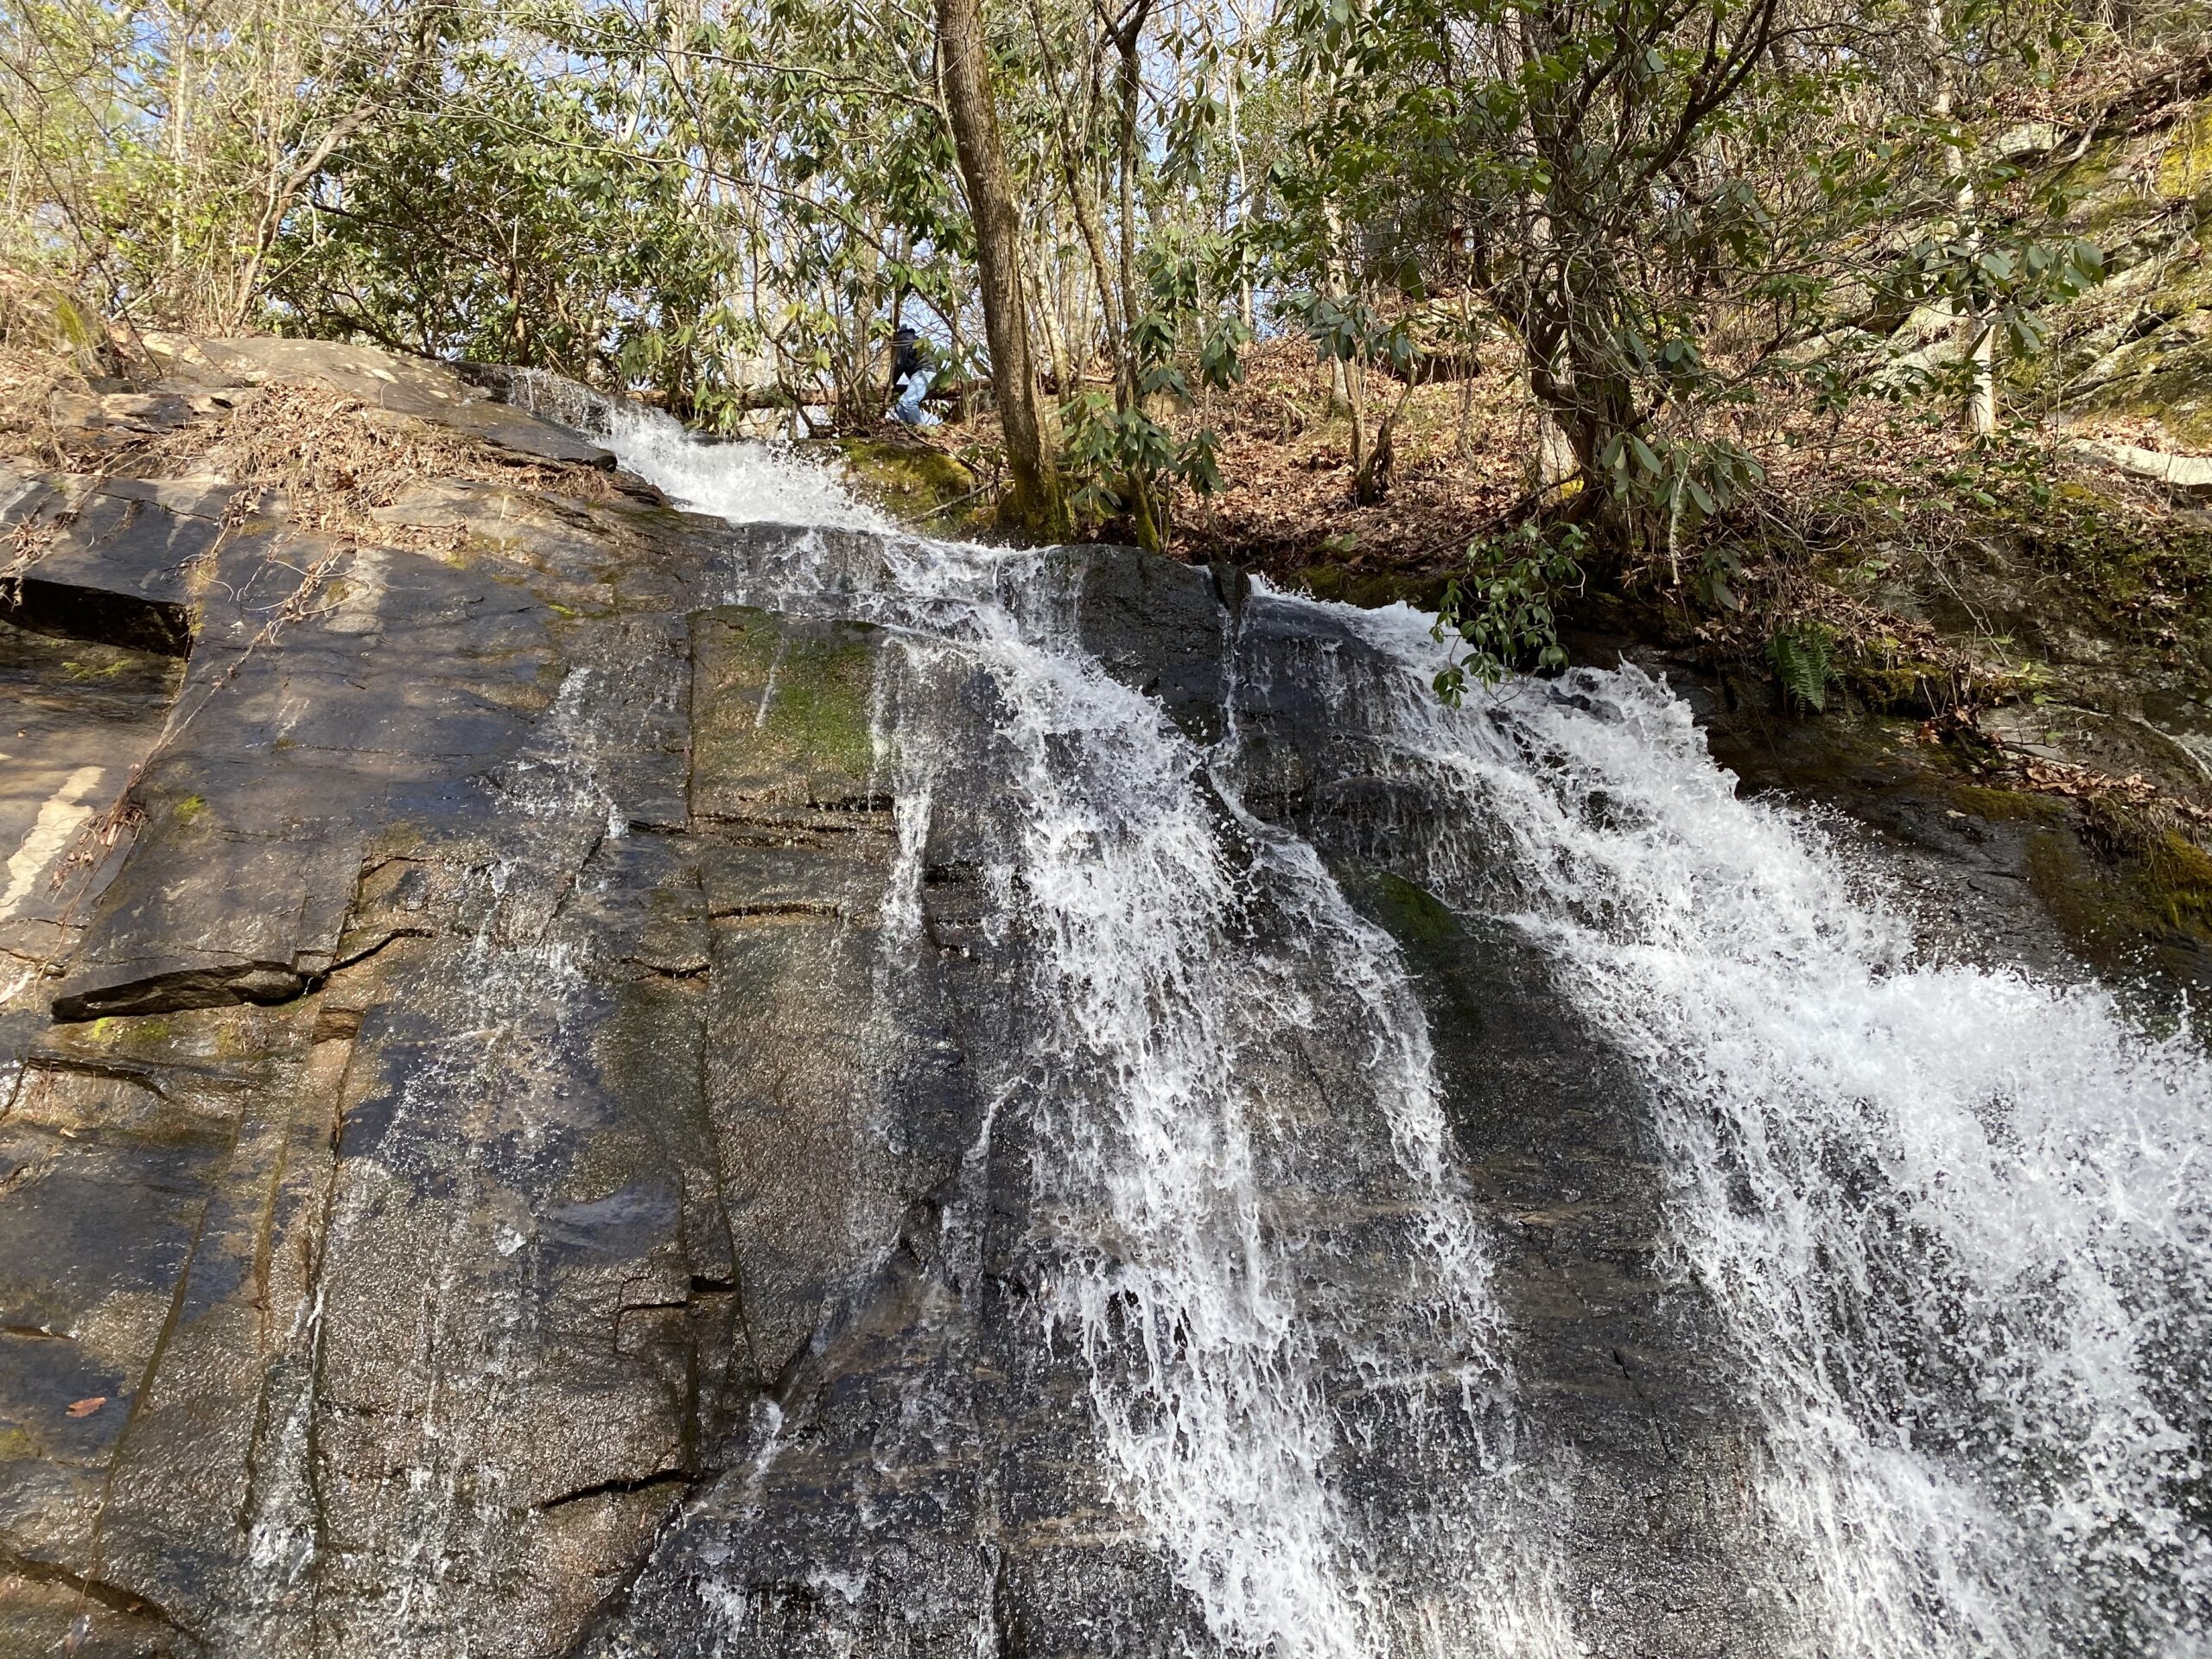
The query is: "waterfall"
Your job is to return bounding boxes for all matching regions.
[513,381,2211,1659]
[1249,595,2212,1659]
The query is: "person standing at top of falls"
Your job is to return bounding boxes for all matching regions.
[888,324,940,428]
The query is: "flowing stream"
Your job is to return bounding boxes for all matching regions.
[514,378,2212,1659]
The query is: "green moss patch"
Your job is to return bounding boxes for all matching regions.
[758,637,876,781]
[1358,868,1465,951]
[1289,563,1448,611]
[828,437,981,531]
[1948,782,2069,824]
[1839,653,1969,716]
[690,608,882,812]
[2158,105,2212,200]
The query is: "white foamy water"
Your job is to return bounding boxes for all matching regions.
[1274,593,2212,1659]
[508,370,893,531]
[521,383,1554,1656]
[837,566,1533,1658]
[522,381,2210,1658]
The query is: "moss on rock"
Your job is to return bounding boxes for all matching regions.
[1947,781,2070,824]
[1289,563,1448,611]
[2158,104,2212,200]
[2024,795,2212,991]
[824,435,981,532]
[1838,653,1969,715]
[1357,868,1465,951]
[690,607,881,812]
[2073,336,2212,450]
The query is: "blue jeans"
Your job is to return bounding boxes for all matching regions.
[891,370,938,427]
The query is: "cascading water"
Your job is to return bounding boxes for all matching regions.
[509,371,892,533]
[1241,596,2212,1659]
[512,378,2210,1659]
[518,382,1566,1655]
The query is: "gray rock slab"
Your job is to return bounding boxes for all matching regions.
[0,472,233,654]
[0,623,181,969]
[49,533,553,1020]
[143,335,615,467]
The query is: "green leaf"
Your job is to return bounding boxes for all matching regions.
[1767,623,1836,711]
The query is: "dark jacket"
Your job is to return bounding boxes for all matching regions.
[892,327,923,382]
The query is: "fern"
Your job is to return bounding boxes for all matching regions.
[1768,622,1837,713]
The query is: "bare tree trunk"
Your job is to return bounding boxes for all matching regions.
[884,248,907,410]
[1225,51,1255,331]
[1115,11,1150,358]
[1534,354,1580,494]
[1927,0,1995,436]
[1107,0,1163,546]
[1966,321,1996,437]
[1346,338,1368,480]
[1524,278,1579,494]
[1108,0,1153,374]
[1025,0,1122,389]
[937,0,1065,538]
[1355,366,1415,505]
[1066,149,1123,381]
[1321,200,1352,416]
[1028,239,1071,397]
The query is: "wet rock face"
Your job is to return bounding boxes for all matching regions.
[1,346,695,1656]
[3,351,1777,1658]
